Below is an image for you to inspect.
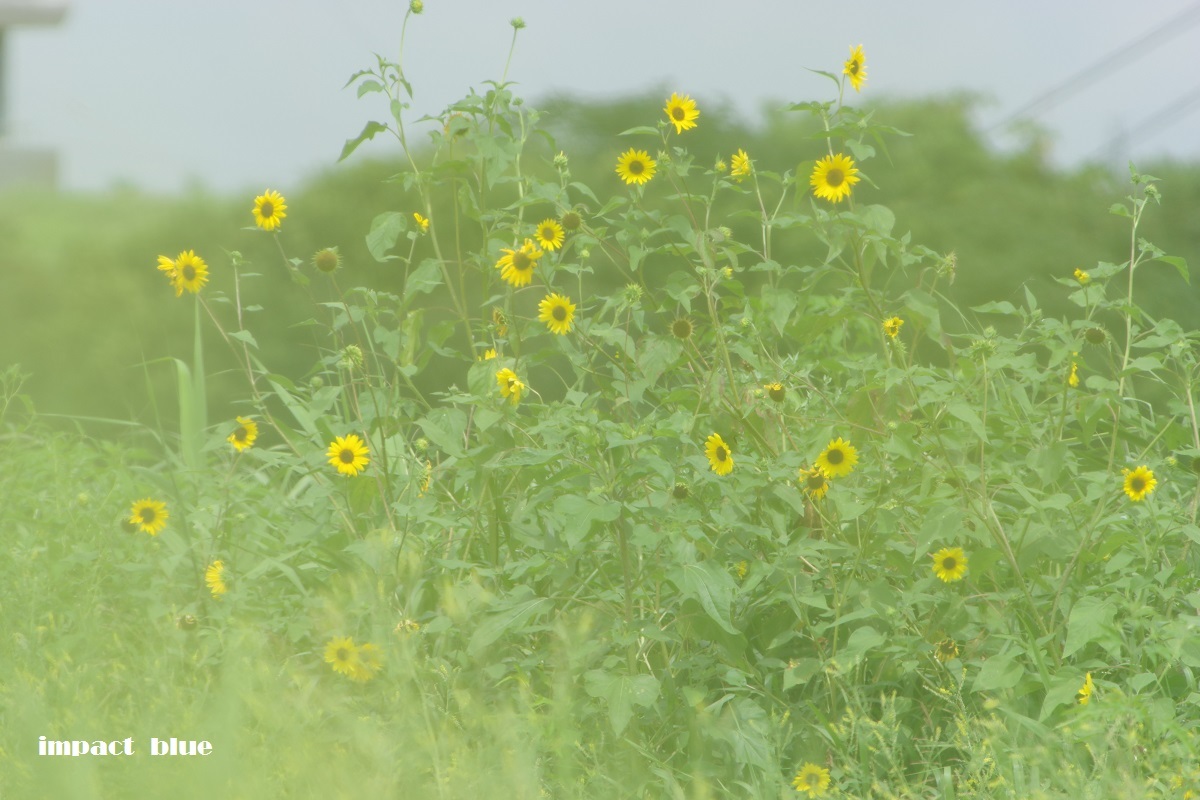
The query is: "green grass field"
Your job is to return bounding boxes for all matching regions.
[5,10,1200,798]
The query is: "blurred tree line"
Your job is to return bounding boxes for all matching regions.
[1,94,1196,428]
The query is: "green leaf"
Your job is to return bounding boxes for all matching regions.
[616,126,660,137]
[467,588,551,656]
[339,120,389,162]
[1063,597,1117,658]
[416,408,468,458]
[1151,254,1189,284]
[366,211,406,262]
[553,495,620,549]
[669,561,739,635]
[972,651,1023,692]
[583,669,661,736]
[946,400,988,443]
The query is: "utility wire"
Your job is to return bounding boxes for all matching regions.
[988,1,1200,131]
[1094,81,1200,158]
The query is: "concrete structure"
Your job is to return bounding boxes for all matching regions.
[0,1,67,189]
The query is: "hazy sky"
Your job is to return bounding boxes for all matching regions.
[7,0,1200,193]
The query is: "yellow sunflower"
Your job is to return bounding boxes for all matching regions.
[810,153,860,204]
[615,148,657,186]
[327,434,370,477]
[172,250,209,296]
[129,498,169,536]
[798,466,830,500]
[792,763,831,797]
[843,44,867,92]
[413,212,430,233]
[324,636,359,677]
[663,92,700,134]
[932,547,968,583]
[252,189,287,231]
[764,382,785,403]
[883,317,904,338]
[205,560,227,598]
[351,642,383,682]
[934,638,959,663]
[156,254,177,278]
[1122,466,1157,502]
[1074,268,1090,284]
[228,416,258,452]
[479,348,497,361]
[496,367,525,406]
[495,239,543,288]
[704,433,734,476]
[730,149,751,180]
[1077,672,1095,705]
[538,293,576,335]
[815,437,858,478]
[534,218,565,251]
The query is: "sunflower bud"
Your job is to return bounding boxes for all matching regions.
[510,17,525,29]
[409,0,424,12]
[672,482,690,500]
[553,151,569,171]
[1085,327,1106,345]
[560,210,582,231]
[313,247,341,274]
[341,345,364,371]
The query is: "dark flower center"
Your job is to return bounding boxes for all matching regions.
[182,265,196,281]
[942,557,957,571]
[1131,478,1145,491]
[672,319,692,338]
[850,61,860,75]
[336,648,350,661]
[234,427,247,442]
[629,159,645,175]
[540,227,554,240]
[552,306,567,321]
[672,107,685,121]
[507,378,517,390]
[340,449,355,464]
[261,202,274,217]
[513,252,532,271]
[140,508,156,522]
[827,449,844,465]
[807,474,825,490]
[826,169,845,187]
[716,447,728,461]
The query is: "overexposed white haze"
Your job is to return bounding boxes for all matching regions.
[7,0,1200,193]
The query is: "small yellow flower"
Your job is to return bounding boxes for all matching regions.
[228,416,258,452]
[479,348,497,361]
[734,560,748,580]
[324,636,359,677]
[843,44,867,92]
[883,317,904,338]
[413,212,430,233]
[534,218,565,251]
[932,547,968,583]
[129,498,169,536]
[793,763,831,797]
[1068,362,1080,388]
[205,560,227,598]
[810,154,860,204]
[1122,465,1157,502]
[252,189,287,231]
[492,307,509,336]
[327,434,370,477]
[731,149,751,180]
[798,466,830,500]
[1077,671,1095,705]
[496,367,525,406]
[663,92,700,134]
[418,460,432,497]
[704,433,734,476]
[538,292,576,335]
[616,148,657,186]
[1074,268,1090,285]
[816,438,858,478]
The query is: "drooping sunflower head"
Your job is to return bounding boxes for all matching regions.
[496,367,524,406]
[704,433,734,476]
[616,148,657,186]
[496,239,544,288]
[798,466,830,500]
[534,218,565,251]
[129,498,169,536]
[663,92,700,134]
[560,210,583,231]
[671,482,690,500]
[934,638,959,663]
[172,250,209,296]
[883,317,904,338]
[324,636,360,677]
[492,307,509,337]
[1077,672,1095,705]
[731,149,751,180]
[252,189,288,232]
[1085,327,1106,345]
[764,382,786,403]
[205,560,228,598]
[1122,465,1157,502]
[792,763,831,797]
[810,153,860,204]
[228,416,258,452]
[843,44,867,92]
[932,547,968,583]
[327,434,370,477]
[538,292,576,335]
[671,317,694,340]
[816,437,858,478]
